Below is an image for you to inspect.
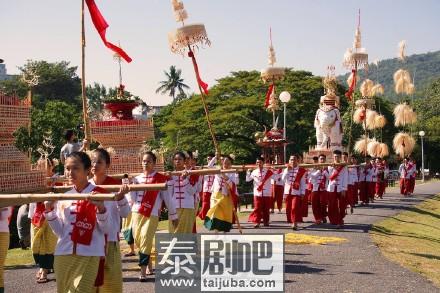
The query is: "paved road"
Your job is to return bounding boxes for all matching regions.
[5,182,440,293]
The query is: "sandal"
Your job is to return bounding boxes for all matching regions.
[139,275,148,282]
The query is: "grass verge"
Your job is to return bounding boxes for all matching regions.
[371,194,440,287]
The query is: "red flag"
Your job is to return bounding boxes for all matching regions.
[85,0,132,63]
[345,69,356,101]
[265,84,274,108]
[188,51,209,95]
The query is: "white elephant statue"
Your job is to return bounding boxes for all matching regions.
[314,107,343,150]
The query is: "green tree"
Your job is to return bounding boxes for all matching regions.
[14,101,82,162]
[155,66,190,102]
[154,69,348,164]
[413,78,440,172]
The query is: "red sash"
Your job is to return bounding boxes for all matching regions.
[138,173,168,218]
[290,167,306,192]
[31,202,46,228]
[257,169,274,192]
[71,186,106,246]
[329,166,344,181]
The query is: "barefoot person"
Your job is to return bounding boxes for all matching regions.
[129,151,178,281]
[282,154,307,230]
[89,148,130,292]
[44,152,112,292]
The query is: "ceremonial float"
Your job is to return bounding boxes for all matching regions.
[255,30,288,164]
[0,92,45,193]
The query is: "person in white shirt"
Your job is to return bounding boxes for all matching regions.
[282,154,307,230]
[359,155,374,205]
[246,157,274,228]
[408,157,417,194]
[399,157,416,196]
[167,152,196,233]
[198,153,216,220]
[44,151,109,292]
[271,169,284,214]
[326,150,349,228]
[129,151,178,281]
[185,150,203,233]
[204,154,239,232]
[89,148,130,291]
[347,156,359,213]
[0,207,12,293]
[59,129,88,165]
[309,154,329,224]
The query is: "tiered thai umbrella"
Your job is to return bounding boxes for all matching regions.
[167,0,220,155]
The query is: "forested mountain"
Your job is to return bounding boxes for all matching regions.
[338,50,440,101]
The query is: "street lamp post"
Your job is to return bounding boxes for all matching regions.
[419,130,425,182]
[279,91,291,163]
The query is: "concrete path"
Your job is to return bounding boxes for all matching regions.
[5,182,440,293]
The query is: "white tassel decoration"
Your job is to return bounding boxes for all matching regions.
[366,109,378,129]
[378,143,389,158]
[371,84,384,96]
[367,139,380,157]
[393,132,415,158]
[354,136,371,155]
[360,79,375,97]
[353,108,365,124]
[374,115,387,129]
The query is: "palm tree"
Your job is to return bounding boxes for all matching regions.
[156,65,190,102]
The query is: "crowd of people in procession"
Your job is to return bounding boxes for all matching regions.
[0,130,419,293]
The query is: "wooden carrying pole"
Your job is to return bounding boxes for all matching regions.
[51,183,167,193]
[0,194,116,208]
[0,183,167,208]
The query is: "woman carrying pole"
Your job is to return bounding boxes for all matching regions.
[129,151,178,281]
[89,148,130,292]
[44,152,110,292]
[204,155,239,232]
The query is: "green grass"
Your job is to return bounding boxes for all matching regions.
[371,194,440,287]
[5,248,34,268]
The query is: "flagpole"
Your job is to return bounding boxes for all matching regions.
[81,0,90,148]
[187,45,221,157]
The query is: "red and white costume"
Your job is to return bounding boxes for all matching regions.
[281,167,307,224]
[326,166,348,225]
[246,168,274,225]
[308,168,329,223]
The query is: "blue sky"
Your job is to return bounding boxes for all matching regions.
[1,0,439,105]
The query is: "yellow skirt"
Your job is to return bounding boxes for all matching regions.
[31,221,57,255]
[54,254,99,293]
[204,192,233,232]
[0,232,9,289]
[97,242,122,293]
[168,208,195,234]
[131,212,159,255]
